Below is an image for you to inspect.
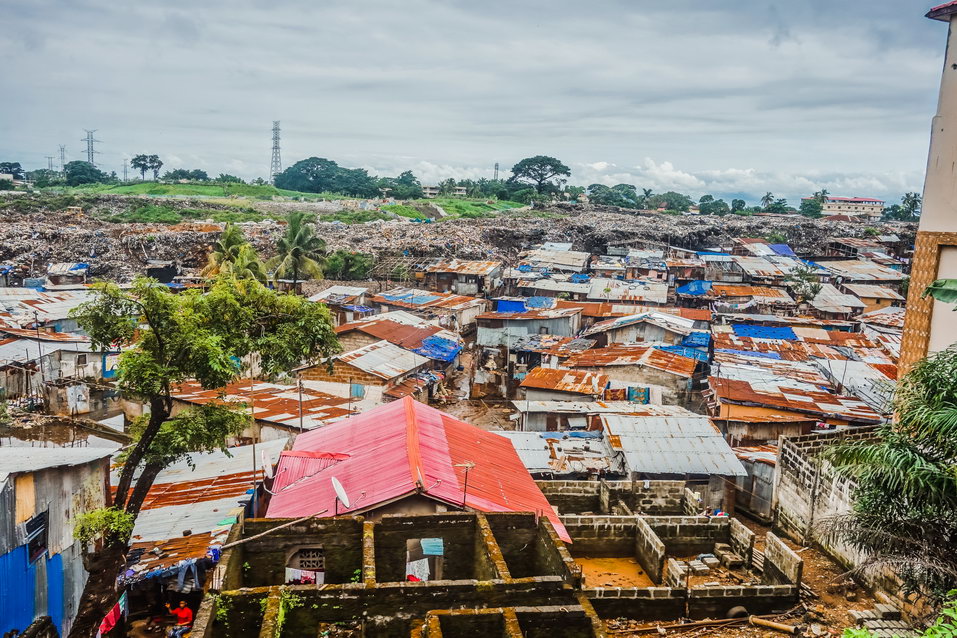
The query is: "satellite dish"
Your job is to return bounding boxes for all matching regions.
[261,450,274,479]
[331,476,350,509]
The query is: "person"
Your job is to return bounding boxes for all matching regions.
[165,600,192,638]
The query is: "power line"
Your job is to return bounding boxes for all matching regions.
[270,120,282,183]
[81,129,102,166]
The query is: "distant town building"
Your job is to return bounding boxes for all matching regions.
[803,196,884,221]
[421,185,466,198]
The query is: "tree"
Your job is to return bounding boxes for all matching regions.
[130,155,150,181]
[902,192,922,220]
[378,170,422,200]
[64,161,107,186]
[163,168,209,181]
[639,188,654,208]
[66,277,340,637]
[202,223,266,283]
[647,191,694,212]
[731,198,746,213]
[216,173,244,184]
[786,264,822,303]
[814,188,830,204]
[0,162,25,179]
[565,185,585,201]
[698,195,730,216]
[765,198,791,214]
[274,157,379,197]
[0,179,13,191]
[799,198,823,218]
[324,250,374,280]
[508,155,571,194]
[760,192,775,209]
[438,177,457,196]
[825,346,957,612]
[883,204,904,220]
[148,155,163,180]
[587,183,641,208]
[267,211,327,287]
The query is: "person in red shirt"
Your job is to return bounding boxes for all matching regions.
[165,601,193,638]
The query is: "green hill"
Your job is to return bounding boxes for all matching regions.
[61,181,335,200]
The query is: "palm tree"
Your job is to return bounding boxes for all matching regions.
[639,188,653,208]
[148,155,163,180]
[824,346,957,611]
[267,211,326,289]
[902,192,922,219]
[202,223,248,278]
[760,192,774,209]
[221,244,268,284]
[815,188,829,204]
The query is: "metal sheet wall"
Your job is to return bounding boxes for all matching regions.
[0,544,37,634]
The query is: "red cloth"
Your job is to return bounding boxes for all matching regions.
[98,602,122,634]
[170,607,193,625]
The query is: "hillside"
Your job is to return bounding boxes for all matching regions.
[60,181,336,200]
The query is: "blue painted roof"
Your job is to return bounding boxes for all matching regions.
[525,296,554,309]
[676,280,712,296]
[496,299,527,313]
[381,291,441,305]
[769,244,797,257]
[731,324,797,340]
[656,345,709,362]
[412,335,463,362]
[681,331,711,348]
[715,348,783,360]
[696,251,730,256]
[569,273,591,283]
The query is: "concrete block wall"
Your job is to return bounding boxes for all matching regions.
[634,516,666,584]
[536,481,602,514]
[587,587,685,622]
[560,515,640,556]
[728,518,755,566]
[762,532,803,586]
[645,516,730,556]
[537,480,688,516]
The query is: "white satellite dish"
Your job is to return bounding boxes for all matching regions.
[331,476,351,509]
[261,450,274,479]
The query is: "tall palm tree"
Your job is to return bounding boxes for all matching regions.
[760,192,774,209]
[639,188,653,208]
[815,188,829,204]
[221,244,268,284]
[824,346,957,610]
[267,211,326,288]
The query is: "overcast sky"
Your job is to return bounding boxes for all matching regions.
[0,1,949,204]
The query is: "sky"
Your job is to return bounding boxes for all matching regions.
[0,0,949,204]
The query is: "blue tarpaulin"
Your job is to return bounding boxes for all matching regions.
[420,538,444,556]
[567,431,603,439]
[696,251,730,256]
[517,264,533,272]
[343,304,375,313]
[676,280,712,296]
[731,324,797,340]
[656,345,709,362]
[382,292,440,305]
[525,296,553,308]
[769,244,797,257]
[496,299,527,313]
[681,332,711,348]
[69,262,89,271]
[0,546,36,634]
[412,336,463,362]
[715,348,783,360]
[569,273,591,283]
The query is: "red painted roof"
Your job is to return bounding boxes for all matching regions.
[266,397,568,540]
[928,1,957,20]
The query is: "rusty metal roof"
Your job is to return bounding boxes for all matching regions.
[510,334,596,356]
[476,307,582,320]
[857,306,905,328]
[583,311,697,337]
[373,287,487,312]
[338,340,430,380]
[822,260,904,282]
[709,284,795,304]
[519,367,608,395]
[564,344,698,378]
[843,284,904,301]
[424,258,502,276]
[708,377,883,424]
[336,317,460,350]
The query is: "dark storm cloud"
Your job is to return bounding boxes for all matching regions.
[0,0,946,203]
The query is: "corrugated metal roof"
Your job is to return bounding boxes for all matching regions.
[266,397,569,541]
[709,284,795,304]
[600,413,746,477]
[708,377,883,424]
[338,340,430,380]
[564,344,698,378]
[308,285,368,304]
[556,301,711,321]
[172,379,359,429]
[373,287,487,312]
[520,248,591,271]
[587,278,669,304]
[731,256,786,277]
[511,401,700,416]
[336,317,461,356]
[0,289,93,326]
[425,258,502,276]
[0,336,97,366]
[0,447,115,484]
[810,284,866,314]
[822,260,903,282]
[843,284,904,301]
[857,306,906,328]
[495,431,619,475]
[583,311,697,337]
[476,306,581,321]
[518,367,608,395]
[510,334,596,356]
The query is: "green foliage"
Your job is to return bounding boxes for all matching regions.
[73,507,135,544]
[844,592,957,637]
[647,191,693,212]
[202,223,267,284]
[924,279,957,307]
[351,568,362,583]
[323,210,392,224]
[786,264,823,303]
[323,250,373,280]
[64,161,107,186]
[825,348,957,607]
[216,173,244,184]
[0,162,25,179]
[383,204,428,219]
[267,211,327,284]
[109,204,183,224]
[0,179,13,191]
[799,198,823,218]
[588,183,642,208]
[377,170,423,199]
[163,169,209,181]
[508,155,571,194]
[731,198,746,212]
[765,197,792,214]
[0,400,8,427]
[698,194,730,216]
[274,157,380,197]
[765,232,787,243]
[863,227,880,237]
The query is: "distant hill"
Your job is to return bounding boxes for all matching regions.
[61,181,335,200]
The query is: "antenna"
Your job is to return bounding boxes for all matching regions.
[331,476,350,515]
[493,162,499,181]
[81,129,102,166]
[270,120,282,183]
[453,461,475,507]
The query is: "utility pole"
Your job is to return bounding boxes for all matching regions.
[82,129,102,166]
[45,156,55,171]
[58,145,66,174]
[493,162,499,181]
[270,121,282,183]
[123,160,128,182]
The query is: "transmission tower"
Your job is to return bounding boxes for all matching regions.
[45,156,55,171]
[493,162,499,181]
[58,145,66,173]
[123,160,128,182]
[270,121,282,183]
[82,129,102,166]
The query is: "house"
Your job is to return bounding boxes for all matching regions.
[372,287,488,331]
[591,250,666,281]
[44,262,89,290]
[495,430,621,479]
[509,400,686,431]
[678,282,795,313]
[806,283,867,320]
[556,301,711,331]
[562,344,699,408]
[515,275,592,300]
[297,340,436,402]
[335,311,463,367]
[509,334,596,371]
[309,286,372,326]
[0,447,117,637]
[475,302,582,348]
[841,283,904,313]
[0,288,93,332]
[117,440,288,618]
[821,260,904,289]
[422,258,503,296]
[804,196,884,220]
[581,311,699,347]
[665,255,706,283]
[265,397,570,541]
[699,253,746,283]
[163,379,385,443]
[585,278,668,305]
[518,248,592,273]
[732,445,777,521]
[518,367,608,402]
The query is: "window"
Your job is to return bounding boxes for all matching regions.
[76,354,87,366]
[406,538,444,581]
[286,546,324,585]
[26,511,48,564]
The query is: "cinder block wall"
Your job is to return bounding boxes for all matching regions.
[645,516,731,556]
[537,480,688,515]
[762,532,803,586]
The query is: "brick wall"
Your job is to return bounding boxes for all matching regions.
[298,359,387,385]
[763,532,802,586]
[635,516,666,583]
[537,480,688,515]
[645,516,730,556]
